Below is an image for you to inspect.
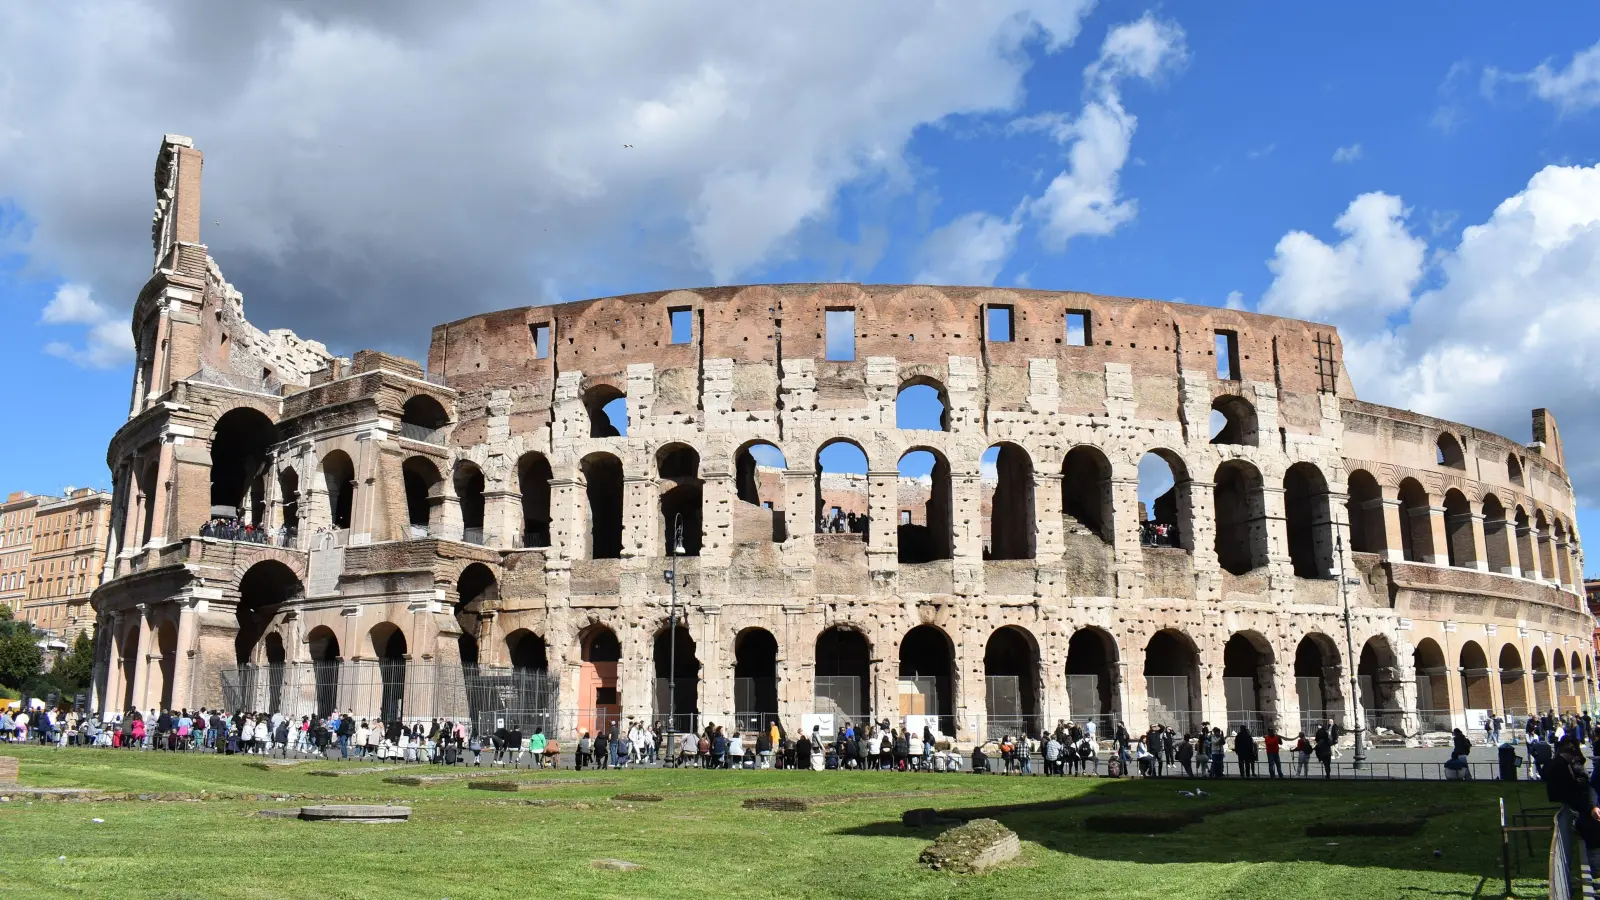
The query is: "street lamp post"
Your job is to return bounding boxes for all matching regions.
[663,514,685,767]
[1336,534,1367,769]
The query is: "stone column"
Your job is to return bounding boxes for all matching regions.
[1496,515,1522,577]
[547,476,581,564]
[1468,513,1490,572]
[700,472,733,567]
[1520,526,1544,581]
[1378,498,1407,563]
[1110,475,1142,599]
[102,611,126,716]
[483,489,521,549]
[780,470,816,568]
[865,470,899,574]
[1422,505,1450,565]
[145,440,179,545]
[1033,471,1064,561]
[170,602,199,711]
[130,609,153,710]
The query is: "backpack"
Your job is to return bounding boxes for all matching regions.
[1106,757,1123,777]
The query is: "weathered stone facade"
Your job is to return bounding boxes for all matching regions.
[92,136,1595,741]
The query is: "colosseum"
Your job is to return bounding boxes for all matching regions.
[90,135,1595,744]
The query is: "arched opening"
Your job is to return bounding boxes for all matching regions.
[1397,478,1434,563]
[1346,469,1387,555]
[1482,495,1512,574]
[658,444,703,557]
[733,628,779,730]
[584,385,628,438]
[1553,650,1569,713]
[401,456,443,538]
[234,560,303,665]
[654,624,700,733]
[1359,636,1402,731]
[455,563,498,669]
[1223,632,1274,734]
[1066,627,1119,731]
[897,449,952,563]
[1536,510,1556,581]
[454,461,486,544]
[982,443,1035,560]
[506,629,549,673]
[209,408,280,525]
[734,442,788,543]
[815,440,869,537]
[320,450,355,531]
[984,626,1040,737]
[581,453,624,559]
[1062,445,1113,542]
[1436,433,1465,468]
[1294,634,1341,734]
[579,625,621,736]
[1498,644,1528,717]
[1532,646,1553,714]
[277,469,300,539]
[1413,638,1450,731]
[136,458,159,546]
[517,452,552,548]
[1554,518,1574,586]
[119,623,139,711]
[156,621,178,710]
[815,627,871,725]
[1214,460,1268,576]
[400,395,449,431]
[1145,629,1201,732]
[895,380,950,431]
[307,626,342,718]
[1459,641,1492,718]
[1137,450,1187,549]
[1442,488,1475,568]
[264,633,286,714]
[1515,506,1536,578]
[1507,454,1524,486]
[899,625,955,735]
[370,624,408,722]
[1210,395,1258,446]
[1284,462,1334,578]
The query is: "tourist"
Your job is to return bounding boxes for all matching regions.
[728,730,746,768]
[1209,727,1226,777]
[1234,725,1257,778]
[529,727,548,769]
[1176,733,1195,777]
[1263,728,1283,778]
[1313,724,1334,778]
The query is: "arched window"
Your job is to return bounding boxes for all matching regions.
[895,380,949,431]
[210,408,280,526]
[233,560,302,666]
[455,563,497,668]
[1482,495,1512,574]
[898,449,952,563]
[277,469,300,536]
[1283,462,1333,578]
[517,453,552,548]
[1442,489,1475,568]
[1346,469,1386,555]
[1062,446,1113,543]
[454,461,486,544]
[1137,450,1188,550]
[735,442,787,543]
[319,450,356,531]
[1507,454,1524,486]
[658,444,702,557]
[401,457,443,538]
[581,452,624,559]
[400,395,449,441]
[1213,460,1268,575]
[982,443,1034,560]
[815,440,868,537]
[1536,510,1555,580]
[1396,478,1434,563]
[584,385,627,438]
[1515,506,1536,578]
[1209,396,1258,446]
[1436,433,1465,468]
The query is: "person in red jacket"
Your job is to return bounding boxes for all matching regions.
[1263,728,1284,779]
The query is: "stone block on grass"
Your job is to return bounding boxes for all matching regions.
[918,819,1020,873]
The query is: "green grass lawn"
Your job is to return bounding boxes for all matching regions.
[0,745,1555,899]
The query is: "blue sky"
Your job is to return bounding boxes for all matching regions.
[3,2,1600,571]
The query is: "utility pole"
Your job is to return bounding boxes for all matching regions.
[1336,533,1367,769]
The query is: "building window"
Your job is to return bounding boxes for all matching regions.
[530,322,551,359]
[1215,330,1240,380]
[1065,310,1091,346]
[669,307,693,345]
[825,309,855,361]
[987,305,1014,342]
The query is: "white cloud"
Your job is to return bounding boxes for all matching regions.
[0,0,1097,354]
[1223,290,1246,310]
[1259,192,1425,336]
[1259,164,1600,506]
[1489,39,1600,115]
[1332,143,1363,164]
[37,282,133,368]
[913,211,1022,286]
[1029,14,1187,250]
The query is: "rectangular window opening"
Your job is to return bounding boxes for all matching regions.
[987,305,1014,342]
[669,307,693,345]
[1065,310,1091,346]
[530,322,551,359]
[1215,330,1240,381]
[899,510,912,525]
[825,308,856,361]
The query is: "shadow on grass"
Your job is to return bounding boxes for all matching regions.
[836,775,1542,886]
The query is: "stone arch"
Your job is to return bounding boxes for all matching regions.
[368,621,408,721]
[155,619,178,710]
[1346,468,1386,555]
[1442,488,1476,568]
[1536,509,1556,580]
[1413,637,1449,727]
[1554,649,1570,713]
[899,624,956,735]
[209,407,281,526]
[1210,394,1258,446]
[580,451,624,559]
[277,467,300,536]
[1459,640,1492,714]
[898,447,952,563]
[578,623,622,736]
[454,562,499,667]
[516,451,552,548]
[454,460,486,543]
[1360,635,1404,731]
[1507,454,1524,486]
[1066,626,1121,728]
[306,625,342,717]
[319,449,356,531]
[584,383,627,438]
[1137,448,1191,551]
[733,627,780,726]
[1436,433,1465,469]
[984,625,1041,736]
[815,625,872,724]
[1531,646,1552,712]
[1553,517,1574,586]
[1144,628,1201,732]
[401,456,444,537]
[1284,462,1334,578]
[234,559,303,665]
[983,442,1035,560]
[733,440,788,543]
[653,621,700,732]
[658,442,703,557]
[400,394,450,431]
[1293,633,1343,734]
[1482,494,1512,574]
[1397,478,1435,563]
[895,377,950,431]
[1498,643,1529,716]
[1214,459,1268,576]
[815,438,869,536]
[1222,631,1276,732]
[1515,505,1536,577]
[1062,445,1113,543]
[505,628,549,673]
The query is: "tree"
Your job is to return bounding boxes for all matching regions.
[0,628,42,690]
[51,632,95,690]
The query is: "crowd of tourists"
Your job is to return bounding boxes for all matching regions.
[199,517,296,547]
[818,510,871,537]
